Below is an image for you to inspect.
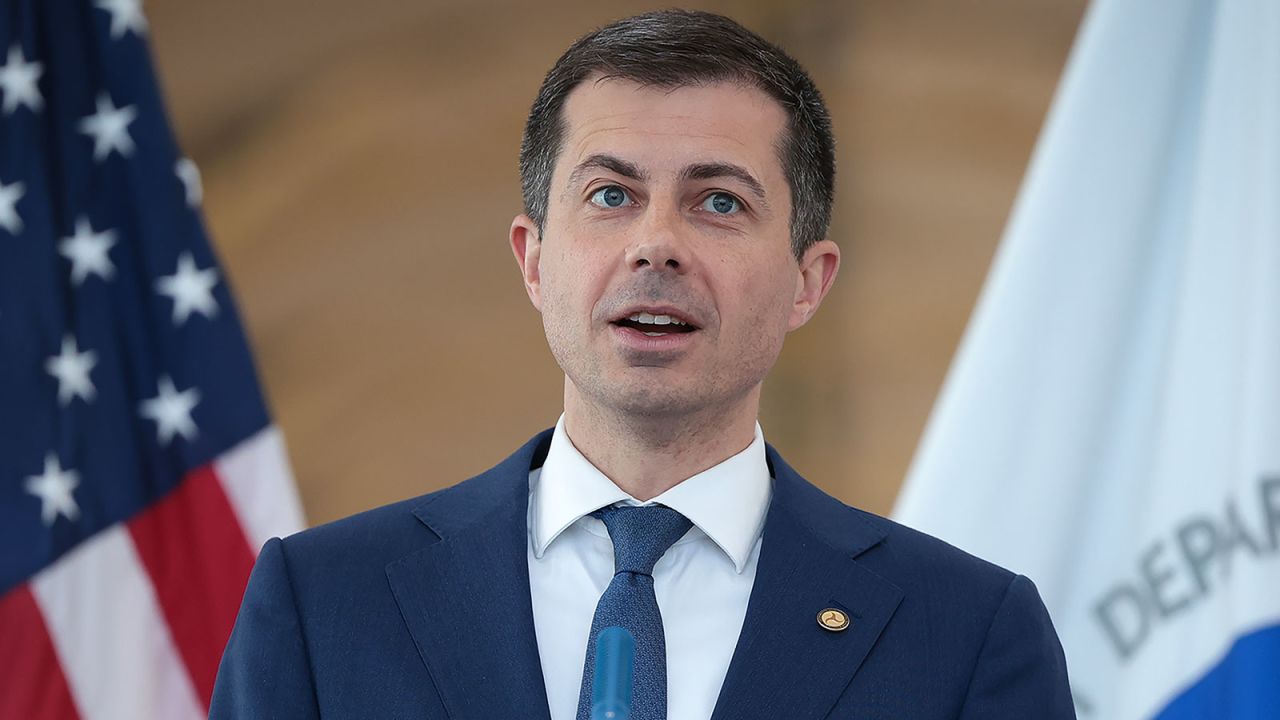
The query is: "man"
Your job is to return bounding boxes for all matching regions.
[211,10,1074,719]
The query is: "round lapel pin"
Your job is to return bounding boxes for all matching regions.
[817,608,850,632]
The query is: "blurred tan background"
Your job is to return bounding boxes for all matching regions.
[146,0,1088,526]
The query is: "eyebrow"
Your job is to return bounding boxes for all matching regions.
[567,154,649,188]
[681,162,769,208]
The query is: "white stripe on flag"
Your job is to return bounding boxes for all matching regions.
[216,425,306,550]
[30,525,205,720]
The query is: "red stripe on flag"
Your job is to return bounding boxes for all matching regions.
[128,465,256,710]
[0,585,80,720]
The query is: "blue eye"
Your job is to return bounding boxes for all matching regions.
[702,192,740,215]
[590,185,631,208]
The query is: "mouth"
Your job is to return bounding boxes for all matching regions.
[608,308,701,337]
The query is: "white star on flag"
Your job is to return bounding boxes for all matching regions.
[0,44,43,114]
[78,93,137,161]
[0,177,24,235]
[59,217,117,285]
[25,453,81,526]
[156,251,219,324]
[45,335,99,406]
[175,157,202,207]
[139,375,201,445]
[94,0,148,39]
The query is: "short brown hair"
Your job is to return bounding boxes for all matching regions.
[519,9,836,260]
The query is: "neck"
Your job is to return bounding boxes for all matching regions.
[561,381,760,501]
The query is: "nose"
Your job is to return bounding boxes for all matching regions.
[627,244,684,272]
[625,213,690,274]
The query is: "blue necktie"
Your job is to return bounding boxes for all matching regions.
[576,505,693,720]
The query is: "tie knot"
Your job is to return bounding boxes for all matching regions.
[594,505,692,576]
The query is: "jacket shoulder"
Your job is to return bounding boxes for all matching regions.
[273,428,552,572]
[769,444,1018,602]
[869,510,1016,590]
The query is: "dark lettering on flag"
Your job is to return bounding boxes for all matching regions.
[1092,475,1280,661]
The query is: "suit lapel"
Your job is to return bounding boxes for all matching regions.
[711,448,904,720]
[385,432,554,720]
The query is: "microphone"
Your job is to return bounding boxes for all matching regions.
[590,626,635,720]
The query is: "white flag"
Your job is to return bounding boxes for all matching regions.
[893,0,1280,717]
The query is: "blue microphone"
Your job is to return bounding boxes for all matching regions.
[590,626,635,720]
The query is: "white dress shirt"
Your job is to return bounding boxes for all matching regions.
[527,415,772,720]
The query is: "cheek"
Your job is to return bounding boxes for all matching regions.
[538,234,579,293]
[538,238,608,321]
[728,265,794,331]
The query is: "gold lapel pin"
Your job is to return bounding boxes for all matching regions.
[817,608,850,632]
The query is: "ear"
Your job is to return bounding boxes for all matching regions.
[788,239,840,331]
[510,214,543,311]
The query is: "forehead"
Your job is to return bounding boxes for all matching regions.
[556,76,789,185]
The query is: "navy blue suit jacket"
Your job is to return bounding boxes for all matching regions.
[211,430,1075,718]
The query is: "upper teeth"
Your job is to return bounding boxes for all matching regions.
[629,313,687,326]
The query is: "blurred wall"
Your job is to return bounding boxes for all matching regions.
[147,0,1087,526]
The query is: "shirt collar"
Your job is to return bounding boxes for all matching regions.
[530,414,772,574]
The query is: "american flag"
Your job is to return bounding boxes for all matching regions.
[0,1,305,717]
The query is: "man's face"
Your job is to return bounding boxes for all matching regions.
[511,77,838,420]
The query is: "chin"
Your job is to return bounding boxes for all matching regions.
[615,386,693,415]
[593,382,710,420]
